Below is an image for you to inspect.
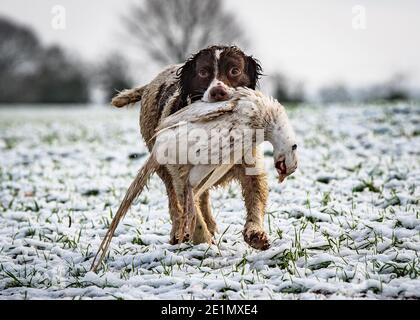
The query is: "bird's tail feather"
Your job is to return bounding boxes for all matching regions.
[91,155,158,271]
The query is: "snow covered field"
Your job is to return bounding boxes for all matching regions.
[0,103,419,300]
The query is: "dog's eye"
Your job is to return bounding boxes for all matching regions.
[229,67,241,77]
[198,69,209,78]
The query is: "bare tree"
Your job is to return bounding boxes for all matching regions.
[0,17,41,102]
[33,46,90,103]
[272,73,306,104]
[0,17,90,104]
[97,53,133,102]
[123,0,247,65]
[0,17,40,74]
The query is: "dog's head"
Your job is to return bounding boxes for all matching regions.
[177,45,262,105]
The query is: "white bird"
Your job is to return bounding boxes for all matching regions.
[91,88,298,271]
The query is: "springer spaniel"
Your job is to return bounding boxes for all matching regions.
[111,46,271,250]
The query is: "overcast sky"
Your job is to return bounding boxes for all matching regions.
[1,0,419,95]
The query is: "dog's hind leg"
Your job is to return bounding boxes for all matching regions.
[177,182,197,243]
[192,201,213,245]
[187,166,216,244]
[178,183,212,245]
[198,191,217,237]
[155,166,183,245]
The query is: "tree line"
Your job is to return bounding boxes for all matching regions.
[0,17,90,103]
[0,16,132,104]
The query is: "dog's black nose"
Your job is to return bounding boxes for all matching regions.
[209,86,228,101]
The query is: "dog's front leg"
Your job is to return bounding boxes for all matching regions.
[237,166,270,250]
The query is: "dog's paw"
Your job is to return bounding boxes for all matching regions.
[169,224,181,245]
[206,220,218,237]
[175,224,193,244]
[192,224,213,245]
[243,226,270,250]
[169,234,179,245]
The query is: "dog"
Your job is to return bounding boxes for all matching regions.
[112,45,270,250]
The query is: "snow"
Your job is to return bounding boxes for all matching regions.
[0,103,419,300]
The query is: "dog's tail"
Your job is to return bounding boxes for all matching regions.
[91,155,158,272]
[111,85,147,108]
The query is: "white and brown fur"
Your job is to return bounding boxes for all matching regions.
[111,45,270,250]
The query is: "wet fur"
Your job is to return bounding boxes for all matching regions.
[111,46,270,250]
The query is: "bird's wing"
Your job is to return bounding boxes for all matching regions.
[151,121,188,142]
[194,164,234,199]
[192,122,256,198]
[156,100,237,132]
[194,141,255,199]
[154,108,238,156]
[187,101,237,123]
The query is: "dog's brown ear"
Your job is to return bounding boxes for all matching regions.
[176,54,197,106]
[247,56,263,89]
[177,59,195,93]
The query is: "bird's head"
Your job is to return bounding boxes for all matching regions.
[274,143,298,183]
[267,107,298,183]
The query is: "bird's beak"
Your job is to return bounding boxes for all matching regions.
[278,174,287,183]
[275,157,288,183]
